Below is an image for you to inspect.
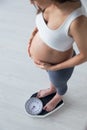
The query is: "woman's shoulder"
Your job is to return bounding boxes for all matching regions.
[70,15,87,36]
[73,15,87,27]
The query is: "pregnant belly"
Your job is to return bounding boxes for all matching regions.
[29,32,73,64]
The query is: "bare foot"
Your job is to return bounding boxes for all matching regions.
[43,93,62,112]
[37,87,56,98]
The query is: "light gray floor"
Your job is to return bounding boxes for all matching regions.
[0,0,87,130]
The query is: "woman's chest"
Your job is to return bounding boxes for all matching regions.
[43,11,67,30]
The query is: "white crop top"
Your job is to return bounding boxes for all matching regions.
[36,6,86,52]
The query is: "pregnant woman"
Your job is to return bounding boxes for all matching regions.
[28,0,87,112]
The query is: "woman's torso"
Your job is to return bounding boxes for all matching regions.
[30,3,82,64]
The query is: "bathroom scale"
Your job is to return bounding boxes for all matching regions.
[25,92,64,118]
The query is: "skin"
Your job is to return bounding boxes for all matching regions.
[28,0,87,112]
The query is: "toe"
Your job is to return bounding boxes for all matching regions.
[43,105,47,111]
[37,90,41,98]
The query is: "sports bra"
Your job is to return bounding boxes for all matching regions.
[36,6,86,52]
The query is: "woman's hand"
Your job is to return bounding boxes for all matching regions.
[28,27,38,57]
[34,60,56,71]
[28,40,32,57]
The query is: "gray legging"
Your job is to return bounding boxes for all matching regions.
[47,51,76,95]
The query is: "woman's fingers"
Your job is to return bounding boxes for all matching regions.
[28,44,31,57]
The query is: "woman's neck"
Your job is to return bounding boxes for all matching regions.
[45,1,81,14]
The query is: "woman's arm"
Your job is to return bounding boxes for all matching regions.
[35,16,87,71]
[53,16,87,70]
